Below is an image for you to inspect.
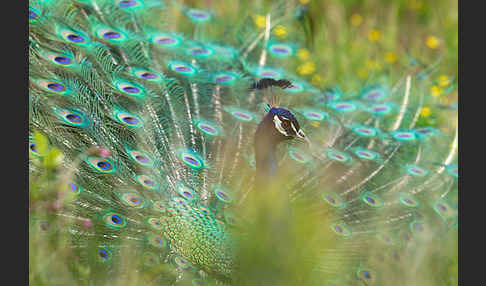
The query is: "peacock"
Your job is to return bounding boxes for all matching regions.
[28,0,458,285]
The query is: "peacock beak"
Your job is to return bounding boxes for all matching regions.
[296,129,311,146]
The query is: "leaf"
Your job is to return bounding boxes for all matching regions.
[43,148,64,169]
[33,130,49,156]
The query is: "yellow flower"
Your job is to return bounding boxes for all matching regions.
[297,61,316,75]
[350,13,363,27]
[368,29,381,42]
[438,75,450,87]
[311,74,323,85]
[297,49,310,61]
[299,0,311,4]
[420,107,431,117]
[253,14,266,29]
[430,85,442,97]
[358,68,368,79]
[273,25,287,38]
[384,52,397,64]
[426,36,440,49]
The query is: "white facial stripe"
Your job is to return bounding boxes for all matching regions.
[297,129,306,139]
[290,122,298,134]
[290,122,306,139]
[273,115,289,136]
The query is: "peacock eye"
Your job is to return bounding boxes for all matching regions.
[281,120,290,129]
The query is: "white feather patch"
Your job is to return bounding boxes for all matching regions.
[273,115,289,136]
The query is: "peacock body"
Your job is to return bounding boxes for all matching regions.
[29,0,458,285]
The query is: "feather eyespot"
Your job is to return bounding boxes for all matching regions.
[177,183,198,202]
[405,165,428,177]
[186,8,211,23]
[326,149,352,163]
[132,68,162,82]
[29,142,38,155]
[97,248,112,263]
[362,86,388,101]
[212,72,237,85]
[368,103,394,115]
[224,107,255,122]
[446,164,458,178]
[103,212,126,229]
[256,68,282,79]
[331,222,351,238]
[39,222,50,232]
[37,80,70,95]
[67,182,82,195]
[302,109,327,121]
[152,33,181,47]
[268,43,294,58]
[128,150,153,166]
[352,125,378,137]
[187,46,213,58]
[288,147,311,163]
[29,137,44,157]
[179,150,205,170]
[351,147,380,161]
[198,207,212,216]
[357,268,376,284]
[29,8,39,21]
[143,252,160,266]
[96,28,127,42]
[117,0,140,8]
[119,192,146,208]
[361,192,384,208]
[329,101,357,112]
[195,121,220,136]
[433,199,457,220]
[147,233,166,249]
[392,130,418,141]
[147,217,163,231]
[169,61,197,75]
[377,233,395,245]
[56,109,87,126]
[224,211,237,226]
[86,156,116,173]
[322,192,346,208]
[115,81,145,98]
[136,174,158,190]
[114,110,143,128]
[214,186,232,203]
[59,29,89,45]
[410,220,427,235]
[399,193,420,207]
[174,257,190,269]
[152,201,166,213]
[48,54,73,66]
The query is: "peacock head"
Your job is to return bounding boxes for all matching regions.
[255,105,309,147]
[254,105,310,178]
[253,78,309,147]
[269,107,307,142]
